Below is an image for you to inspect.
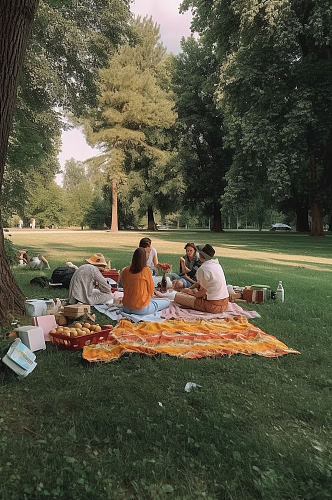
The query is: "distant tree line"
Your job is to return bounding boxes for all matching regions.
[2,1,331,236]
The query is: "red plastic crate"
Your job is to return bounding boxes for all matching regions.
[50,326,112,351]
[101,269,120,282]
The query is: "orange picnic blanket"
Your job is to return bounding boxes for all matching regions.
[82,317,300,362]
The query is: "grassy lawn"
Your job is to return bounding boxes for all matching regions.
[1,230,331,499]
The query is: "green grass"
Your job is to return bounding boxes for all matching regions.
[0,230,331,499]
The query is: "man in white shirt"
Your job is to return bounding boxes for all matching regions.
[174,244,229,313]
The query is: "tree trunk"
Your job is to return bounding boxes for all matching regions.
[210,203,223,232]
[110,179,118,232]
[296,205,310,232]
[0,220,26,323]
[0,0,39,323]
[308,153,324,236]
[147,205,157,231]
[310,201,324,236]
[328,213,332,232]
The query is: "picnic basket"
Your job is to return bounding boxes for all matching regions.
[50,326,112,351]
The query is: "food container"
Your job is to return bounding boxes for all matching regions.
[15,326,46,351]
[63,304,91,319]
[251,285,271,301]
[25,299,48,317]
[101,270,120,282]
[49,326,112,351]
[2,339,37,377]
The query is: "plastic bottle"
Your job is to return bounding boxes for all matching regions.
[276,281,285,303]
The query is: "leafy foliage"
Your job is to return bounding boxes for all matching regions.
[181,0,332,235]
[4,238,18,265]
[172,37,232,231]
[2,0,132,223]
[84,17,178,229]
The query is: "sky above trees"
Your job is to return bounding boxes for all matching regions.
[57,0,192,180]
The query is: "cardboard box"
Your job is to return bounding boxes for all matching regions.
[54,313,68,326]
[15,326,46,352]
[229,292,242,303]
[32,315,57,341]
[63,304,91,319]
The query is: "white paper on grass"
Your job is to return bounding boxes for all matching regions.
[184,382,202,392]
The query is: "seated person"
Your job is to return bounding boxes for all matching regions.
[174,244,229,314]
[170,242,201,289]
[139,237,160,275]
[121,247,170,315]
[68,253,113,306]
[17,249,50,270]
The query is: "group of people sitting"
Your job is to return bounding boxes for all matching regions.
[66,237,229,316]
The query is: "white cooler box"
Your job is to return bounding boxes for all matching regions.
[15,326,46,352]
[2,339,37,377]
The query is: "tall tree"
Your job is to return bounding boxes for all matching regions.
[84,17,177,231]
[172,37,232,231]
[2,0,132,223]
[0,0,39,323]
[182,0,332,236]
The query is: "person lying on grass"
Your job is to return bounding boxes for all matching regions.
[17,249,50,270]
[170,241,201,289]
[174,244,229,314]
[121,247,170,315]
[68,253,113,306]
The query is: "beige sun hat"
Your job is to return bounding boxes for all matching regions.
[85,253,107,267]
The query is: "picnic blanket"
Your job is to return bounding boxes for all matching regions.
[94,304,165,323]
[82,317,300,362]
[161,301,260,320]
[94,300,260,323]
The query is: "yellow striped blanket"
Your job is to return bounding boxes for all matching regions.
[82,317,300,362]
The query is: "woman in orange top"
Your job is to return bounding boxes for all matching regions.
[122,248,170,315]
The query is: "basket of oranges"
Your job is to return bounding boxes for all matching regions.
[49,322,113,350]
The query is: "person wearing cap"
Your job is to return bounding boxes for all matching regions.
[68,253,113,305]
[174,244,229,314]
[121,247,170,315]
[170,242,201,289]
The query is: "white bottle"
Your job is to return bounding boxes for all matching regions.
[276,281,285,303]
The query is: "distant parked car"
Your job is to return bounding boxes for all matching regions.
[270,223,292,231]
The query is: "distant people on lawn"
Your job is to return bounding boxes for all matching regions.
[17,250,50,270]
[174,244,229,314]
[121,247,170,315]
[29,217,36,229]
[18,219,23,229]
[170,242,201,290]
[139,237,161,275]
[68,253,113,306]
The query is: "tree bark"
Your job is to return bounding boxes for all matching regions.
[110,179,118,232]
[210,203,223,232]
[308,153,324,236]
[0,0,39,323]
[310,201,324,236]
[147,205,157,231]
[296,205,310,232]
[328,213,332,232]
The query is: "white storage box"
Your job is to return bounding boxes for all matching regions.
[15,326,46,352]
[25,299,47,317]
[2,339,37,377]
